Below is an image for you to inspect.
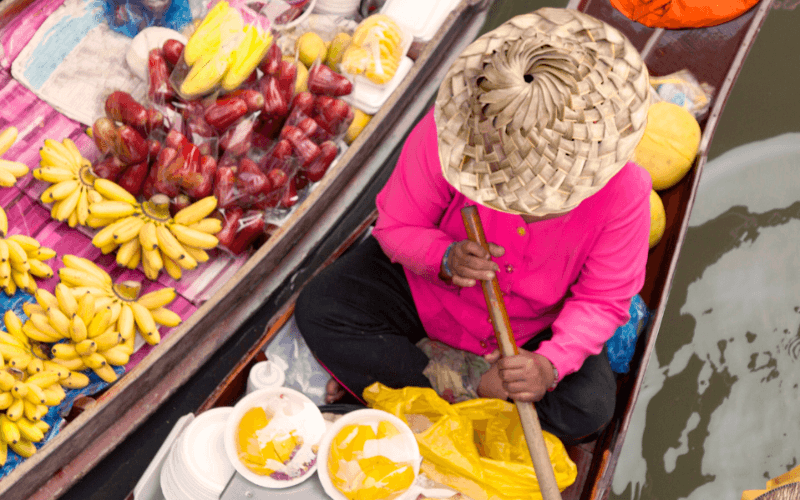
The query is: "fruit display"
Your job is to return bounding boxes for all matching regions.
[34,137,104,227]
[0,127,29,188]
[57,254,182,346]
[0,310,69,463]
[87,193,221,280]
[0,209,56,296]
[633,101,701,191]
[339,14,406,84]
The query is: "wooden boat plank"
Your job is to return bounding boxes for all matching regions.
[0,1,494,498]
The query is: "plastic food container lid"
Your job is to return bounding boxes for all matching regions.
[316,409,422,500]
[247,360,286,394]
[224,387,327,489]
[342,56,414,115]
[380,0,461,42]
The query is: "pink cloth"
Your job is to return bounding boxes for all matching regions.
[373,108,652,382]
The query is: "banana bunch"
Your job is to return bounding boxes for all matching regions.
[0,210,57,296]
[24,284,130,384]
[181,0,273,96]
[34,137,101,227]
[88,193,221,281]
[341,14,405,84]
[0,126,30,187]
[57,254,182,346]
[0,311,68,463]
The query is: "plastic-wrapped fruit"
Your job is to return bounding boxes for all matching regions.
[237,406,302,476]
[340,14,404,85]
[649,189,666,248]
[633,101,701,190]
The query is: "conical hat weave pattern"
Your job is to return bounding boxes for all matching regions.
[435,8,651,216]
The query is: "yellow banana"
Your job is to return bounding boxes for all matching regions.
[118,303,135,340]
[155,224,189,263]
[86,215,117,228]
[9,439,36,458]
[93,329,121,352]
[21,322,61,343]
[42,361,70,379]
[33,247,56,261]
[62,255,112,287]
[162,256,182,280]
[0,372,15,392]
[130,301,157,337]
[222,26,272,91]
[168,223,218,249]
[43,386,64,406]
[188,218,222,234]
[10,269,31,291]
[0,392,13,410]
[75,339,97,356]
[91,216,136,248]
[151,307,181,327]
[77,294,97,326]
[22,302,45,317]
[174,196,218,226]
[88,200,137,219]
[2,279,17,296]
[142,248,163,280]
[24,383,46,406]
[26,357,44,375]
[0,208,5,238]
[88,308,112,338]
[58,267,109,290]
[0,416,20,444]
[55,283,79,317]
[77,187,89,226]
[0,343,28,360]
[51,343,79,360]
[6,239,29,272]
[46,307,71,337]
[43,139,75,166]
[0,439,6,466]
[68,314,88,343]
[99,346,129,366]
[108,300,122,325]
[81,352,106,370]
[139,221,159,252]
[33,166,74,183]
[0,159,29,178]
[116,238,141,269]
[183,246,209,264]
[0,331,26,349]
[61,371,90,389]
[141,328,161,345]
[8,354,31,371]
[40,179,79,203]
[27,259,53,279]
[93,363,118,383]
[0,168,17,187]
[26,371,60,388]
[10,381,27,400]
[61,138,84,166]
[16,418,44,443]
[136,287,176,310]
[180,48,232,97]
[8,235,40,254]
[55,185,82,222]
[93,178,137,204]
[0,126,17,156]
[0,240,7,261]
[183,0,232,66]
[50,357,85,372]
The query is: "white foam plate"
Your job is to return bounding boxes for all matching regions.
[381,0,460,42]
[178,407,236,497]
[136,413,194,500]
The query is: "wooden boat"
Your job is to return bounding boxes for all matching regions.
[0,1,495,499]
[153,1,776,499]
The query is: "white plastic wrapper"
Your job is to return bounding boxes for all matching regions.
[264,315,329,406]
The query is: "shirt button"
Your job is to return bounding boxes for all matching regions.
[480,340,487,348]
[487,317,492,324]
[506,264,514,273]
[517,227,526,236]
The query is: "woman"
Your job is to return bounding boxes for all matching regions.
[296,8,652,445]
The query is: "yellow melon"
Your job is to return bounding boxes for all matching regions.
[634,101,701,190]
[649,189,666,248]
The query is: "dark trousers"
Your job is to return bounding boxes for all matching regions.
[295,236,616,445]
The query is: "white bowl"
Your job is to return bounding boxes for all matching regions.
[224,387,326,488]
[316,409,421,500]
[177,407,235,498]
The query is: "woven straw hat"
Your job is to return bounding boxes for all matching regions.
[435,8,651,216]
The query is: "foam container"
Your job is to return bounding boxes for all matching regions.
[381,0,461,42]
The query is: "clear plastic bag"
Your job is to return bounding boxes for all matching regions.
[650,69,715,120]
[606,294,650,374]
[263,315,328,405]
[102,0,194,38]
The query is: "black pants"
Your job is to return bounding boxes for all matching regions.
[295,236,616,445]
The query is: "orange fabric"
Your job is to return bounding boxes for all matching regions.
[610,0,760,29]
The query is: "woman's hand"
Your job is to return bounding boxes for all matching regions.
[479,349,555,402]
[441,240,505,287]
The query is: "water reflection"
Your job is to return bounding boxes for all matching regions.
[611,134,800,500]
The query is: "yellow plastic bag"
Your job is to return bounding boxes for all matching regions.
[363,383,577,500]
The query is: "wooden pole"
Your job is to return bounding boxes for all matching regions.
[461,205,562,500]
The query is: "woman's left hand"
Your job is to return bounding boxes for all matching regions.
[490,349,555,403]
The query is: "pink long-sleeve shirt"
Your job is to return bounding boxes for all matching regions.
[373,109,652,382]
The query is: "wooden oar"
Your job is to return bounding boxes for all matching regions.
[461,205,562,500]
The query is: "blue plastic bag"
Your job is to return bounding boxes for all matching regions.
[606,295,651,374]
[102,0,193,38]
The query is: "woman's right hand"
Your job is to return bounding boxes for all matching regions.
[441,240,505,287]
